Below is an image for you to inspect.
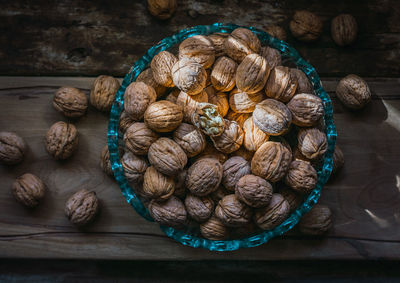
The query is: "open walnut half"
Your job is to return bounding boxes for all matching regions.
[191,103,225,137]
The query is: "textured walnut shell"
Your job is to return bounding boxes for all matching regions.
[211,56,237,92]
[143,166,174,201]
[287,93,324,127]
[173,169,187,199]
[192,103,225,137]
[176,90,208,123]
[151,51,178,87]
[290,10,323,42]
[230,146,255,161]
[215,194,252,227]
[260,46,282,69]
[331,14,358,46]
[147,0,177,20]
[179,35,215,69]
[172,58,207,95]
[90,75,120,112]
[65,189,99,227]
[12,173,46,208]
[225,110,251,128]
[121,151,148,184]
[185,157,223,196]
[235,174,273,208]
[53,86,88,118]
[264,25,287,41]
[144,100,183,133]
[45,121,78,160]
[225,28,261,62]
[205,86,229,117]
[297,128,327,160]
[194,143,228,165]
[285,160,318,194]
[332,145,344,175]
[100,145,113,176]
[290,69,313,94]
[298,204,332,235]
[148,137,187,176]
[0,131,26,165]
[119,111,136,133]
[236,54,270,94]
[265,66,297,103]
[148,196,187,228]
[124,82,157,120]
[222,156,251,191]
[243,117,269,152]
[336,74,371,110]
[208,33,229,57]
[251,141,292,182]
[184,194,214,222]
[253,99,292,136]
[229,88,264,113]
[211,119,244,154]
[254,193,290,230]
[279,186,303,212]
[200,216,229,240]
[173,123,206,157]
[124,122,159,155]
[137,68,167,98]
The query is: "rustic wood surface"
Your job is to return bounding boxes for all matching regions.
[0,76,399,260]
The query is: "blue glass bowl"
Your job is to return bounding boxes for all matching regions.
[108,23,337,251]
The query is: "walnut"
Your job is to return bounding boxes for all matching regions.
[151,51,178,87]
[236,54,270,94]
[230,146,254,161]
[205,68,212,86]
[222,156,251,191]
[148,137,187,176]
[229,88,264,113]
[147,0,177,20]
[279,186,303,212]
[137,68,167,98]
[0,132,26,165]
[184,194,214,222]
[285,160,318,194]
[225,110,251,128]
[124,122,159,155]
[45,121,78,160]
[143,166,174,201]
[211,119,244,154]
[124,82,157,120]
[260,46,282,69]
[215,194,252,227]
[90,75,120,112]
[298,204,332,235]
[287,93,324,127]
[205,86,229,117]
[179,35,215,69]
[148,196,187,228]
[290,69,313,94]
[192,103,225,137]
[121,151,148,184]
[290,10,323,42]
[171,58,207,95]
[194,143,228,165]
[119,111,136,133]
[173,169,187,199]
[332,145,344,175]
[264,25,287,41]
[235,174,273,208]
[176,90,208,123]
[265,66,297,103]
[251,141,292,182]
[253,99,292,136]
[53,86,88,118]
[208,33,229,57]
[200,216,229,240]
[210,185,230,203]
[165,88,180,104]
[100,145,113,176]
[173,123,206,157]
[297,128,327,160]
[144,100,183,132]
[293,147,312,163]
[225,28,261,62]
[185,157,223,196]
[243,117,269,152]
[210,56,237,92]
[254,193,290,230]
[331,14,358,46]
[336,74,371,110]
[65,189,99,226]
[12,173,46,208]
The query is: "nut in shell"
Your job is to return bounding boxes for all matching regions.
[205,86,229,117]
[184,194,214,222]
[215,194,252,227]
[176,90,208,123]
[124,122,159,155]
[298,204,332,235]
[90,75,120,112]
[124,82,157,120]
[279,186,303,212]
[172,58,207,95]
[150,51,178,87]
[148,196,187,228]
[173,169,187,199]
[192,103,225,137]
[285,160,318,194]
[211,56,237,92]
[53,86,88,118]
[222,156,251,191]
[265,66,297,103]
[242,117,269,152]
[287,93,324,127]
[194,142,228,165]
[119,111,136,134]
[225,28,261,62]
[297,128,327,160]
[290,10,323,42]
[211,119,244,154]
[260,46,282,69]
[121,151,148,184]
[0,131,26,165]
[100,145,113,176]
[144,100,183,132]
[229,89,264,113]
[12,173,46,208]
[336,74,371,110]
[208,33,229,57]
[235,174,273,208]
[147,0,177,20]
[254,193,290,230]
[225,110,251,128]
[179,35,215,69]
[290,68,313,94]
[173,123,206,157]
[236,54,270,94]
[200,216,229,240]
[143,166,175,201]
[45,121,78,160]
[331,14,358,46]
[137,68,167,98]
[65,189,99,227]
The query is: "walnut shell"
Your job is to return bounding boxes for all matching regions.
[208,33,229,57]
[298,204,332,235]
[200,216,229,240]
[194,143,228,165]
[225,28,261,62]
[251,141,292,182]
[332,145,344,175]
[148,196,187,228]
[100,145,113,176]
[148,137,187,176]
[45,121,78,160]
[236,54,270,94]
[290,69,313,94]
[331,14,358,46]
[230,146,254,161]
[143,166,174,201]
[137,68,167,98]
[222,156,251,191]
[297,128,327,160]
[173,123,206,157]
[287,93,324,127]
[285,160,318,194]
[192,103,225,137]
[264,25,287,41]
[172,58,207,95]
[124,122,159,155]
[225,110,251,128]
[336,74,371,110]
[184,194,214,222]
[144,100,183,132]
[0,131,26,165]
[229,88,264,113]
[279,186,303,212]
[12,173,46,208]
[176,90,208,123]
[65,189,99,226]
[265,66,297,103]
[53,86,88,118]
[179,35,215,69]
[211,56,237,92]
[290,10,323,42]
[147,0,177,20]
[211,119,244,154]
[205,86,229,117]
[252,99,292,136]
[260,46,282,69]
[243,117,269,152]
[215,194,252,227]
[90,75,120,112]
[150,51,178,87]
[173,169,187,199]
[235,174,273,208]
[124,82,157,120]
[254,193,290,230]
[119,111,136,133]
[121,151,148,184]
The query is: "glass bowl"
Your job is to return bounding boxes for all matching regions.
[108,23,337,251]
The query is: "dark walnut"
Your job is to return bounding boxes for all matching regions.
[12,173,46,208]
[179,35,215,69]
[243,117,269,152]
[285,160,318,194]
[172,58,207,95]
[251,141,292,182]
[121,151,148,184]
[298,204,332,235]
[211,56,237,92]
[124,82,157,120]
[90,75,120,112]
[225,28,261,62]
[331,14,358,46]
[225,110,251,128]
[185,157,223,196]
[173,169,187,199]
[260,46,282,69]
[45,121,78,160]
[148,196,187,228]
[150,51,178,87]
[290,68,313,94]
[200,216,229,240]
[211,119,244,154]
[147,0,177,20]
[192,103,225,137]
[100,145,113,176]
[205,86,229,117]
[264,25,287,41]
[137,68,167,98]
[265,66,297,103]
[236,54,270,94]
[143,166,174,201]
[254,193,290,230]
[287,93,324,127]
[222,156,251,191]
[215,194,252,227]
[279,186,303,212]
[119,111,136,134]
[124,122,159,155]
[173,123,206,158]
[290,10,323,42]
[297,128,327,160]
[65,189,99,227]
[235,174,273,208]
[336,74,371,110]
[144,100,183,132]
[176,90,208,123]
[229,88,264,113]
[208,33,229,57]
[0,131,26,165]
[184,194,214,222]
[332,145,345,175]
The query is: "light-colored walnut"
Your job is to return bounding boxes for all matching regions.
[265,66,297,103]
[279,186,303,212]
[0,131,26,165]
[205,86,229,117]
[285,160,318,194]
[150,51,178,87]
[225,28,261,62]
[225,110,251,128]
[144,100,183,132]
[173,123,206,157]
[121,151,148,184]
[53,86,88,118]
[148,196,187,228]
[100,145,113,176]
[235,174,273,208]
[331,14,358,46]
[264,25,287,41]
[45,121,78,160]
[119,111,136,133]
[65,189,99,227]
[200,216,229,240]
[12,173,46,208]
[290,69,313,94]
[230,146,254,161]
[124,82,157,120]
[260,46,282,69]
[184,194,214,222]
[287,93,324,127]
[179,35,215,69]
[137,68,167,98]
[192,103,225,137]
[290,10,323,42]
[336,74,371,110]
[176,90,208,123]
[173,169,187,199]
[332,145,345,175]
[147,0,177,20]
[211,119,243,154]
[298,204,332,235]
[211,56,237,92]
[229,88,264,113]
[124,122,159,155]
[222,156,251,191]
[90,75,120,112]
[242,117,269,152]
[208,33,229,57]
[165,88,180,104]
[254,193,290,230]
[143,166,174,201]
[297,128,327,160]
[236,54,270,94]
[172,58,207,95]
[215,194,252,227]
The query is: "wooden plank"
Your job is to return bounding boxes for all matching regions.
[0,77,399,259]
